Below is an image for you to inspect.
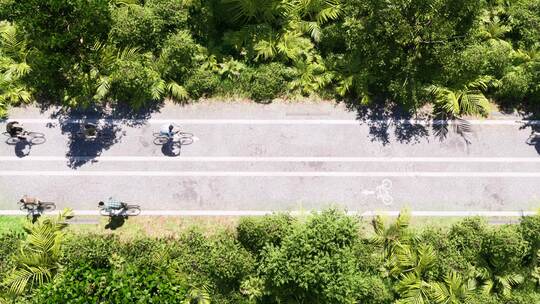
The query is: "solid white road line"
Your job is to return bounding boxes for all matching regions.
[1,156,540,162]
[0,210,536,217]
[4,118,540,125]
[1,170,540,177]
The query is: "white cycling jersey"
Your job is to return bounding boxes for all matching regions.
[160,124,175,137]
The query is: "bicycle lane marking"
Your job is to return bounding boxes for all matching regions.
[1,171,540,177]
[0,156,540,162]
[0,210,536,217]
[4,118,540,125]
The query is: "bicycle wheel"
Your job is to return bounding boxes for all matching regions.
[28,132,46,145]
[526,134,538,145]
[19,203,28,211]
[125,205,141,216]
[153,136,169,145]
[40,202,56,212]
[99,208,111,216]
[4,134,19,145]
[177,132,193,138]
[178,136,194,145]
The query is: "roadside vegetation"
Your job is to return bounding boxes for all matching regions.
[0,209,539,303]
[0,0,539,118]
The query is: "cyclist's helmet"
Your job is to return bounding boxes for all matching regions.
[169,124,174,132]
[98,201,104,206]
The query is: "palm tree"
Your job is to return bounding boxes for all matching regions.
[3,209,73,295]
[284,0,341,42]
[392,244,437,304]
[474,266,523,297]
[0,22,33,117]
[371,210,415,260]
[431,271,476,304]
[428,77,493,142]
[287,53,333,95]
[183,284,211,304]
[222,0,283,25]
[254,30,313,62]
[428,77,492,118]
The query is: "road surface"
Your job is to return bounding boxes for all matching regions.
[0,102,539,214]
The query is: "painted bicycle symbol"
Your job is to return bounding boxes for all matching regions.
[361,179,394,206]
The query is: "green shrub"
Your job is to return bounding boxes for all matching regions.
[110,5,163,51]
[241,63,288,101]
[356,275,394,304]
[497,68,532,101]
[31,264,189,303]
[448,217,488,263]
[259,209,364,303]
[0,232,24,281]
[159,30,201,81]
[145,0,188,36]
[236,213,293,255]
[420,226,472,276]
[61,234,119,269]
[205,234,256,289]
[110,58,163,108]
[519,214,540,264]
[503,290,540,304]
[481,225,529,273]
[184,69,220,99]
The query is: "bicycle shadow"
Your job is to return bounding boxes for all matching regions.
[14,140,31,158]
[520,121,540,155]
[161,141,182,157]
[105,215,127,230]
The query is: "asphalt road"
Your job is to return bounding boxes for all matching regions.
[0,102,539,213]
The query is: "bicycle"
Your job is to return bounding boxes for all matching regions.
[18,197,56,220]
[98,202,141,216]
[3,131,46,145]
[153,131,194,146]
[71,123,117,141]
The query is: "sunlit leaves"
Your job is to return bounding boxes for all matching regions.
[3,209,73,295]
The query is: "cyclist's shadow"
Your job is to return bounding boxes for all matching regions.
[161,141,182,157]
[14,140,31,158]
[105,215,127,230]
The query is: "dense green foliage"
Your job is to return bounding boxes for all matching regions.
[1,0,539,116]
[1,210,539,303]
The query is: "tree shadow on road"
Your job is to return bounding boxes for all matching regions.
[60,118,125,168]
[47,102,163,168]
[342,99,430,145]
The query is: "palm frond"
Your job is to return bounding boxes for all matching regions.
[182,284,212,304]
[117,47,141,62]
[3,209,72,295]
[150,79,166,100]
[166,81,189,102]
[254,39,277,61]
[94,76,111,101]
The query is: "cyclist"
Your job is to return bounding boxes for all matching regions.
[159,123,179,139]
[19,195,39,210]
[98,197,125,214]
[6,121,24,138]
[83,123,97,138]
